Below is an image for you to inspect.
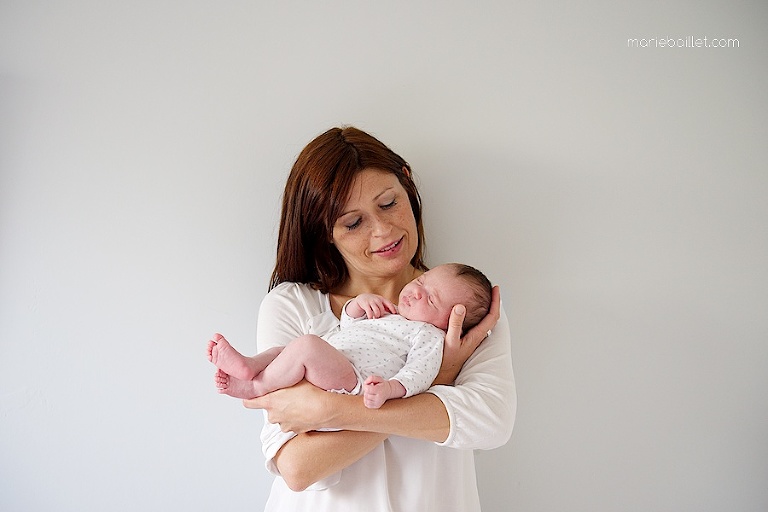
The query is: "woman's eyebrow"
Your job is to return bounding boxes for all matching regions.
[373,186,395,201]
[337,208,359,218]
[338,187,395,217]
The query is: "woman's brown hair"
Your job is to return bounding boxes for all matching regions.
[269,126,427,292]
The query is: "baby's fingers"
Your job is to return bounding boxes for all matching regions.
[385,300,398,315]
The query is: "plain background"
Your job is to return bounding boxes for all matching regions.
[1,1,766,511]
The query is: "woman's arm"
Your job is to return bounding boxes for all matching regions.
[247,380,450,440]
[246,384,451,491]
[429,305,516,449]
[273,430,386,492]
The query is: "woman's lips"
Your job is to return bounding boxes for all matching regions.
[373,237,403,254]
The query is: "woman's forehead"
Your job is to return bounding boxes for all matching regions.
[344,169,400,205]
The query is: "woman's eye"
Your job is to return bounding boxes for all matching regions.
[346,218,362,230]
[381,199,397,209]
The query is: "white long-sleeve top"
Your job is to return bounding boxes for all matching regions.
[256,282,517,512]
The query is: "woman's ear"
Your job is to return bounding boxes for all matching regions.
[402,166,410,178]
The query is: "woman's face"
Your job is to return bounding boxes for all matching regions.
[332,168,418,282]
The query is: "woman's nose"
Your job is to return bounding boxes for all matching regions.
[371,215,392,236]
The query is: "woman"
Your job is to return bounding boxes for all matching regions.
[245,126,516,511]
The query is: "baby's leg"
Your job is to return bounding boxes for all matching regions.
[250,334,359,397]
[207,333,283,381]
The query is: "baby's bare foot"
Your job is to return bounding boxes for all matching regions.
[215,369,259,399]
[207,333,258,381]
[214,368,229,390]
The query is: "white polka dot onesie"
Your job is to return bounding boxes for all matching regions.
[329,305,445,397]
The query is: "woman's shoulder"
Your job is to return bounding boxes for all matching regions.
[269,281,321,297]
[258,282,338,344]
[262,282,330,315]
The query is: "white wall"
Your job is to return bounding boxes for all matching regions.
[1,1,766,511]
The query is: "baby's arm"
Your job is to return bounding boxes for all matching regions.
[363,375,406,409]
[345,293,398,319]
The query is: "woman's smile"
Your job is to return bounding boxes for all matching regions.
[372,236,404,256]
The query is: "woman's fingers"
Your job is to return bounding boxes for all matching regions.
[242,381,331,433]
[463,285,501,349]
[243,394,267,409]
[444,303,467,349]
[445,285,501,350]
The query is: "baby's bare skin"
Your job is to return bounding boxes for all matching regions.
[207,333,281,381]
[214,368,261,399]
[208,333,358,400]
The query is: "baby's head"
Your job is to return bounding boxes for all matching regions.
[397,263,492,331]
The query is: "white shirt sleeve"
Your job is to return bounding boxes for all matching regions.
[339,299,357,329]
[256,283,341,487]
[256,282,327,351]
[427,306,517,450]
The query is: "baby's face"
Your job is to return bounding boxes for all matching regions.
[397,265,472,330]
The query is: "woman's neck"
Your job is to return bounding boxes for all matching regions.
[333,265,422,304]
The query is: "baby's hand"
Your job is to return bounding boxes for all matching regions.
[363,375,406,409]
[349,293,398,319]
[363,375,390,409]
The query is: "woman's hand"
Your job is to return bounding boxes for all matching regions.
[243,380,333,433]
[433,285,501,385]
